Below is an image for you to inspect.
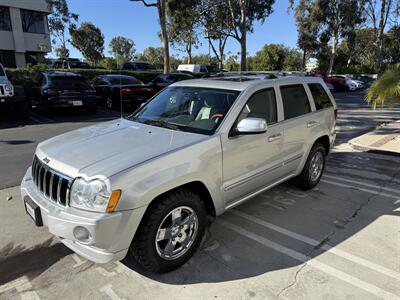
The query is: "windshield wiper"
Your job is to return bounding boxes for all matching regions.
[143,119,181,131]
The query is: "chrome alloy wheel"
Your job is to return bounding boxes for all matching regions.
[310,151,324,182]
[155,206,198,260]
[106,97,113,109]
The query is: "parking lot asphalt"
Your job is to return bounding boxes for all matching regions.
[0,92,399,299]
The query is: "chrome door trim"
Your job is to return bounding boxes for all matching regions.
[224,154,302,192]
[225,173,296,210]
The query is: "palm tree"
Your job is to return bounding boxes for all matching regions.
[366,64,400,109]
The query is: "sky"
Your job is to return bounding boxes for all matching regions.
[57,0,299,60]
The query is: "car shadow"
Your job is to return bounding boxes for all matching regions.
[115,150,400,284]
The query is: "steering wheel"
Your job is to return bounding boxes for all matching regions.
[211,113,224,120]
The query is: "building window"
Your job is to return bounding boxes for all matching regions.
[21,9,46,34]
[0,50,16,68]
[0,6,12,31]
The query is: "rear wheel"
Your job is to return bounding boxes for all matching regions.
[130,189,206,273]
[295,143,326,190]
[106,96,113,110]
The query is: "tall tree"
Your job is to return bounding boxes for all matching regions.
[109,36,136,61]
[364,0,397,68]
[69,22,104,64]
[169,0,200,64]
[314,0,364,74]
[131,0,170,73]
[138,47,164,67]
[225,0,275,71]
[200,0,233,69]
[292,0,320,70]
[46,0,78,59]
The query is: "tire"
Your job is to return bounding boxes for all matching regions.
[295,143,326,190]
[130,189,207,273]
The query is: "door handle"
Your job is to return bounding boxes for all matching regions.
[307,121,318,128]
[268,133,282,142]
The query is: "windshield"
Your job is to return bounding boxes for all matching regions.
[0,66,5,77]
[128,86,240,135]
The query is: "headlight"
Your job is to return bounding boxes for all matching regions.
[70,178,115,212]
[5,84,13,92]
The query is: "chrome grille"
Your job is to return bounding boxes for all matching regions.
[31,156,72,205]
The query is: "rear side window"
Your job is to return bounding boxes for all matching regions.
[308,83,333,110]
[237,89,277,125]
[280,84,311,120]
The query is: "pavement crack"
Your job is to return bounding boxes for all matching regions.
[277,263,307,298]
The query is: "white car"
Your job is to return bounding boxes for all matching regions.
[177,64,221,74]
[21,75,337,273]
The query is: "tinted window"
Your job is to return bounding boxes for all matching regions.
[109,76,142,85]
[280,84,311,120]
[237,89,277,125]
[68,61,91,69]
[49,76,90,89]
[200,65,208,73]
[0,6,12,31]
[0,50,16,68]
[308,83,333,110]
[21,9,46,34]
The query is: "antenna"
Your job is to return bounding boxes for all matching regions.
[118,58,123,119]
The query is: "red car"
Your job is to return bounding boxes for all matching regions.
[322,76,347,92]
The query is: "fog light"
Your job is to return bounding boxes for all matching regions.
[73,226,92,243]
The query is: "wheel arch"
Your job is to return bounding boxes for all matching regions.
[314,135,330,155]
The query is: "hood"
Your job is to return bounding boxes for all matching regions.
[0,77,10,84]
[36,119,207,178]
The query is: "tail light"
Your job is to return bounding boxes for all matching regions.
[121,88,135,94]
[45,89,63,95]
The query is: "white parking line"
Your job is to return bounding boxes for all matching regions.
[323,174,400,195]
[230,210,400,281]
[0,276,40,299]
[219,220,400,300]
[100,284,126,300]
[320,179,399,201]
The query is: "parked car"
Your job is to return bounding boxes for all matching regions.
[333,75,364,91]
[122,61,157,71]
[30,72,97,115]
[21,75,336,273]
[323,76,347,92]
[93,73,196,111]
[146,72,195,93]
[92,74,147,110]
[51,60,92,69]
[0,63,29,119]
[324,82,335,92]
[177,64,221,75]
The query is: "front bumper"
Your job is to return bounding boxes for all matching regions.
[21,167,146,263]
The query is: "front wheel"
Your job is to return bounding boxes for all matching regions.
[130,189,206,273]
[295,143,326,190]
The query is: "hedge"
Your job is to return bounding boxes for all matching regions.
[5,66,161,88]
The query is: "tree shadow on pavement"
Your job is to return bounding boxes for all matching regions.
[0,238,71,285]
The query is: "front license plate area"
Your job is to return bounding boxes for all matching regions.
[24,196,43,227]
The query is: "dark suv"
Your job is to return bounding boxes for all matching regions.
[30,72,97,115]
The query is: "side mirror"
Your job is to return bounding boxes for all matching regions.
[235,117,267,135]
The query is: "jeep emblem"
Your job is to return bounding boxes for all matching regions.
[43,157,50,164]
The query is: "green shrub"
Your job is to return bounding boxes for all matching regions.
[5,67,160,88]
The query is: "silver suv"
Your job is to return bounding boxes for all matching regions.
[21,75,336,273]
